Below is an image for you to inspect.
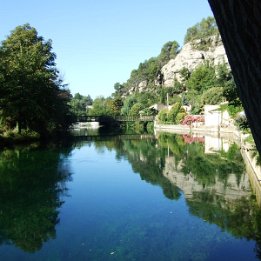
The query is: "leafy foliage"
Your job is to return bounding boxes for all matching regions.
[124,40,180,92]
[121,92,157,116]
[70,93,93,117]
[158,109,169,123]
[187,62,216,93]
[0,24,74,137]
[167,101,182,123]
[184,17,219,44]
[158,102,185,124]
[201,87,225,105]
[158,41,180,65]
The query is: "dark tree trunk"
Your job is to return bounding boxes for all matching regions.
[208,0,261,152]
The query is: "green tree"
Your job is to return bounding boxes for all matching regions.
[184,17,218,44]
[168,101,181,123]
[70,93,93,117]
[113,82,125,96]
[201,87,225,105]
[158,41,180,65]
[121,95,137,116]
[0,24,73,136]
[158,109,169,123]
[129,103,143,116]
[111,97,123,116]
[187,62,216,93]
[88,96,115,116]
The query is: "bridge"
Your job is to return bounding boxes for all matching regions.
[76,115,155,123]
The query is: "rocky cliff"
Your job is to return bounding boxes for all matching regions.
[161,35,228,87]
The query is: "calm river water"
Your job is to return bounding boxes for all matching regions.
[0,133,260,260]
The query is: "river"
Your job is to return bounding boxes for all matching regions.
[0,132,260,260]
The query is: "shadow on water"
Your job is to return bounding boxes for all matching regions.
[0,143,73,252]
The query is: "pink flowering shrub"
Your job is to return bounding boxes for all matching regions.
[181,115,204,125]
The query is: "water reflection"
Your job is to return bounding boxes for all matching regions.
[92,136,181,200]
[0,144,72,252]
[0,134,261,259]
[92,133,261,259]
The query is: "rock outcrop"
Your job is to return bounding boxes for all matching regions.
[161,36,228,87]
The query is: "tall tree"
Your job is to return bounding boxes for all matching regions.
[0,24,73,136]
[158,41,180,65]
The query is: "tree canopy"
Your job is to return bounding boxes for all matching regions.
[0,24,73,137]
[184,16,219,44]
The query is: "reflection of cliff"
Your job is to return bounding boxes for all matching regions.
[163,156,251,203]
[0,146,72,252]
[160,133,252,208]
[159,133,261,259]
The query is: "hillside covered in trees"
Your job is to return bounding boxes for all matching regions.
[88,17,242,125]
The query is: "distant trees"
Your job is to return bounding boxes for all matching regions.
[0,24,73,137]
[124,39,180,92]
[180,62,229,114]
[121,92,157,117]
[187,62,216,93]
[113,82,125,97]
[158,41,180,65]
[184,16,219,44]
[70,93,93,117]
[88,96,123,117]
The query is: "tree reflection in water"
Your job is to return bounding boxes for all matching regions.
[93,133,261,259]
[1,134,261,258]
[0,144,72,252]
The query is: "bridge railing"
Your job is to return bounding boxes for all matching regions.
[76,115,155,122]
[114,116,155,122]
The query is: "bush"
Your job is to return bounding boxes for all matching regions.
[167,101,181,123]
[227,104,243,118]
[182,115,204,125]
[201,87,225,105]
[158,109,169,123]
[176,112,187,124]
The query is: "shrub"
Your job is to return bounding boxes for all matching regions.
[176,112,187,124]
[182,115,204,125]
[158,109,169,123]
[167,101,181,123]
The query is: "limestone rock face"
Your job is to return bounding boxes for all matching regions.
[138,80,147,92]
[161,36,228,87]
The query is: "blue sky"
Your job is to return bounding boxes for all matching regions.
[0,1,213,98]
